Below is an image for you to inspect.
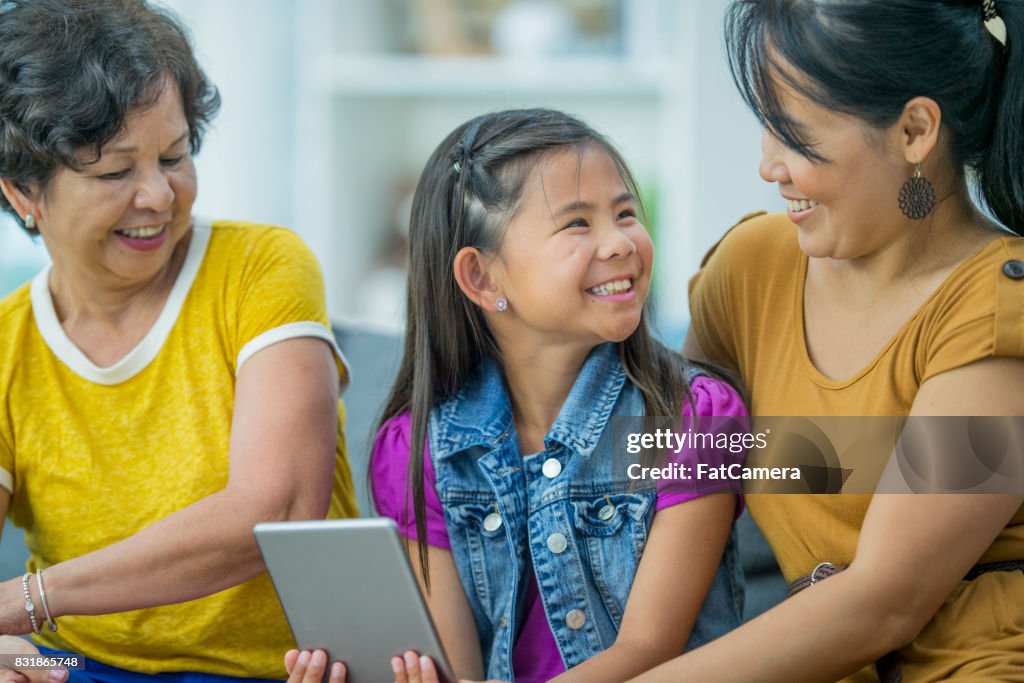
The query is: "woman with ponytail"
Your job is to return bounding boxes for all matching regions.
[632,1,1024,681]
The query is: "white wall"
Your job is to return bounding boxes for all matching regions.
[2,0,782,331]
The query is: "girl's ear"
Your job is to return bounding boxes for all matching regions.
[453,246,502,311]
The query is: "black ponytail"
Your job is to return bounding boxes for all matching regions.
[979,1,1024,234]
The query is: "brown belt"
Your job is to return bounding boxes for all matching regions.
[786,559,1024,683]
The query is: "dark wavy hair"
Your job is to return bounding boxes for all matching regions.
[0,0,220,232]
[375,108,709,588]
[726,0,1024,234]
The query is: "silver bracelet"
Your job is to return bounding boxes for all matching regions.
[20,572,40,635]
[35,569,57,632]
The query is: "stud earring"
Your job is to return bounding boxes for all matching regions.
[898,164,935,220]
[495,297,508,312]
[24,214,36,231]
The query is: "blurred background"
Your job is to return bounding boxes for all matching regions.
[0,0,789,613]
[0,0,778,338]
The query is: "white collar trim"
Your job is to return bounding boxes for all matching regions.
[31,219,212,386]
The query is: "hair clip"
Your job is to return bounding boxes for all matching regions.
[983,0,1007,45]
[453,161,462,174]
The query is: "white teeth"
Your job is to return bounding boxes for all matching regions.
[786,199,819,212]
[117,225,164,239]
[588,278,633,296]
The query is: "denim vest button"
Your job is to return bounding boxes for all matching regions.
[483,513,503,532]
[542,458,563,478]
[565,609,586,630]
[547,532,568,554]
[598,504,615,521]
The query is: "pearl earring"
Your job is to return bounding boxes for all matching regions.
[495,297,508,312]
[24,214,36,231]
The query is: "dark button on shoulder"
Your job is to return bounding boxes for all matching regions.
[1003,259,1024,280]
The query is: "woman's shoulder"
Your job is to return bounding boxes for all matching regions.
[914,234,1024,381]
[0,283,33,377]
[701,211,799,269]
[0,281,32,324]
[197,219,326,305]
[684,374,748,419]
[207,220,312,256]
[926,234,1024,323]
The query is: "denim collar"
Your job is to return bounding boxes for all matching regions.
[431,342,628,461]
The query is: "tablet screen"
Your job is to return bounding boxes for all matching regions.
[255,518,455,683]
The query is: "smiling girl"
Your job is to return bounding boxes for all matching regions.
[286,109,748,683]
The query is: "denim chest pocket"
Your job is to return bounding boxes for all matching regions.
[445,497,512,615]
[570,492,654,626]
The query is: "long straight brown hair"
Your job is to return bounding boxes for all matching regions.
[376,109,705,588]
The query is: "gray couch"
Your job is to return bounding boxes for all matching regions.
[0,324,786,622]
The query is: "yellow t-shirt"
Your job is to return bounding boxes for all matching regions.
[0,220,359,678]
[690,212,1024,682]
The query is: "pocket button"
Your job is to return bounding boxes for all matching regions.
[598,504,615,521]
[547,532,568,554]
[483,513,503,532]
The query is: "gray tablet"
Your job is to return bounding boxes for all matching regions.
[254,518,455,683]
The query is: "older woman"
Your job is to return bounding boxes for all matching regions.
[0,0,357,680]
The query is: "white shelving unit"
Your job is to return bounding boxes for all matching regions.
[292,0,703,333]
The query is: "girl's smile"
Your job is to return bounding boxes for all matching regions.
[585,275,637,301]
[488,144,653,347]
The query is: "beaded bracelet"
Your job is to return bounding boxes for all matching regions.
[35,569,57,632]
[20,572,40,635]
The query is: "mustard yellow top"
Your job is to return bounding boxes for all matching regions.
[0,220,358,678]
[690,212,1024,682]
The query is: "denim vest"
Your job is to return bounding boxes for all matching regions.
[429,343,744,680]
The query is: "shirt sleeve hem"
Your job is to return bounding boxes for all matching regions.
[655,491,745,520]
[235,321,352,394]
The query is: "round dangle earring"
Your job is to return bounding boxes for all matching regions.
[897,164,935,219]
[495,297,508,312]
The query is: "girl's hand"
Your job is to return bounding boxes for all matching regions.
[284,650,346,683]
[390,650,507,683]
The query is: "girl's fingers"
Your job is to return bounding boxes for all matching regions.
[417,655,441,683]
[403,651,421,683]
[286,650,309,683]
[284,650,300,675]
[286,650,330,683]
[304,650,328,683]
[391,656,407,683]
[329,661,346,683]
